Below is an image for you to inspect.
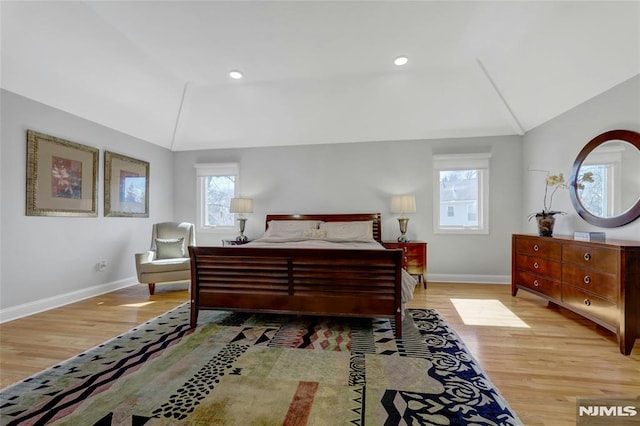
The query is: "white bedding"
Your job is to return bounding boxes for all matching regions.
[244,237,417,308]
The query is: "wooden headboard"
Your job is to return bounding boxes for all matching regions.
[265,213,383,243]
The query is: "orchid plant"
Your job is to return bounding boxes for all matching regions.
[528,171,594,220]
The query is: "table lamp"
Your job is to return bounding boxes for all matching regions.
[390,195,416,242]
[229,198,253,242]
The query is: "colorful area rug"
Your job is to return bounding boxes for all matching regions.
[1,304,521,425]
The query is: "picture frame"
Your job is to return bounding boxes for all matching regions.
[26,130,99,217]
[104,151,149,217]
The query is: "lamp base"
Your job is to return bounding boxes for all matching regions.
[236,217,248,242]
[397,217,410,243]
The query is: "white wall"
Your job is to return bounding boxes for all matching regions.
[522,75,640,240]
[174,135,523,283]
[0,90,176,320]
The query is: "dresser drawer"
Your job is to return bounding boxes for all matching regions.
[515,254,562,281]
[562,285,617,327]
[516,270,561,299]
[382,241,426,278]
[562,264,617,302]
[387,243,424,255]
[405,250,423,265]
[405,264,424,275]
[515,236,562,260]
[562,244,619,274]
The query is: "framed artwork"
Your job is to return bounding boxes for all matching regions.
[26,130,99,217]
[104,151,149,217]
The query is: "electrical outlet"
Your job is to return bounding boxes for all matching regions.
[97,259,108,272]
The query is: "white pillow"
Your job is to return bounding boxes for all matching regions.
[155,237,185,259]
[319,221,374,241]
[264,220,323,238]
[303,228,328,238]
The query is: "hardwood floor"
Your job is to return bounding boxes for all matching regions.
[410,283,640,426]
[1,282,639,425]
[0,282,189,388]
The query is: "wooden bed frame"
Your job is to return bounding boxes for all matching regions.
[188,213,404,337]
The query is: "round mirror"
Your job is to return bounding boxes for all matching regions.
[570,129,640,228]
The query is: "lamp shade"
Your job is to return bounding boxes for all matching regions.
[229,198,253,213]
[390,195,416,214]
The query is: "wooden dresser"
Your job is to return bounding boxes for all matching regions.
[383,241,427,288]
[512,234,640,355]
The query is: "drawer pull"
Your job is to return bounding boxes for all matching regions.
[533,280,540,287]
[584,252,591,261]
[403,247,408,252]
[584,298,591,306]
[533,262,539,269]
[583,275,591,284]
[533,244,540,252]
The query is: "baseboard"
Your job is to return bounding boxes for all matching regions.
[426,274,511,284]
[0,277,138,323]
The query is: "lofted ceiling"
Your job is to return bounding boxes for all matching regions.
[1,1,639,151]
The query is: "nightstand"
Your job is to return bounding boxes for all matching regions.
[382,241,427,288]
[221,239,251,246]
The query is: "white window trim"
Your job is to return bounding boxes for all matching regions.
[433,153,491,235]
[194,162,239,234]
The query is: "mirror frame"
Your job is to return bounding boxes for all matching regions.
[569,129,640,228]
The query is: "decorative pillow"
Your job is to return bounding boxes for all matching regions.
[155,237,185,259]
[319,221,374,241]
[264,220,323,238]
[303,228,328,238]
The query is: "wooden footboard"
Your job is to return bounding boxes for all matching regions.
[188,246,404,337]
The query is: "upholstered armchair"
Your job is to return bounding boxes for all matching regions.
[135,222,195,295]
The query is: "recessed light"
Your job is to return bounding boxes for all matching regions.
[229,70,243,79]
[394,56,408,66]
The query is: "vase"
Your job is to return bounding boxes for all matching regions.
[536,215,556,236]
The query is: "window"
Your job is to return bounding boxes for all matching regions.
[433,153,491,234]
[579,164,609,217]
[579,144,623,218]
[195,163,239,231]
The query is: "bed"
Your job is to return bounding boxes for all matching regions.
[188,213,417,338]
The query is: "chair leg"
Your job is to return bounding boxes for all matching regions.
[148,283,156,295]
